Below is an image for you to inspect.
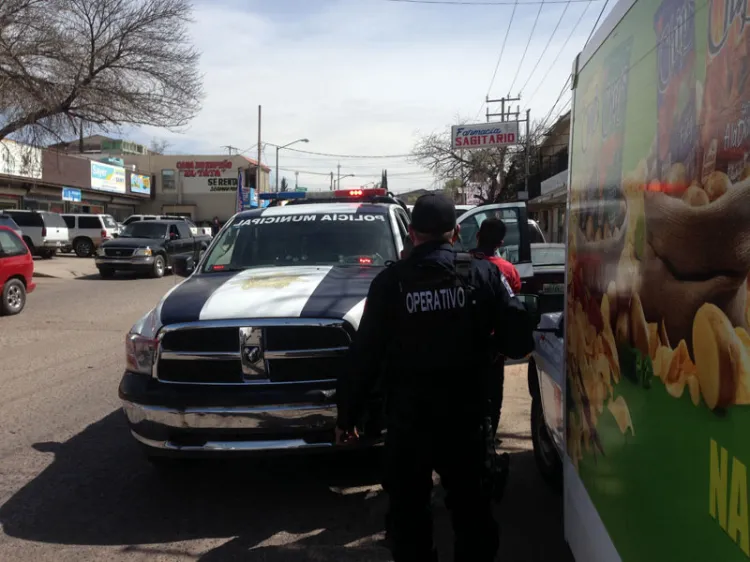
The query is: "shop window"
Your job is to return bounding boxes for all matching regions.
[162,169,176,190]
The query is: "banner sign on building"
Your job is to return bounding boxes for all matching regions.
[451,121,520,150]
[90,161,126,194]
[177,159,239,194]
[0,140,42,179]
[130,173,151,195]
[62,187,81,202]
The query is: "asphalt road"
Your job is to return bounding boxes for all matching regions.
[0,271,571,561]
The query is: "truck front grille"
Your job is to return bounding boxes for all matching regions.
[154,319,352,385]
[105,248,135,257]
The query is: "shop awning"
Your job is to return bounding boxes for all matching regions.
[528,183,567,210]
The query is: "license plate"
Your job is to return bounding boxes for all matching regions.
[542,283,565,295]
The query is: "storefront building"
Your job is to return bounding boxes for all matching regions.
[120,153,270,223]
[0,140,152,220]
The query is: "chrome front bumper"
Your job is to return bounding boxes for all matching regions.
[95,256,155,265]
[123,400,337,452]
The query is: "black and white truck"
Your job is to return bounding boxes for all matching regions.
[117,189,534,462]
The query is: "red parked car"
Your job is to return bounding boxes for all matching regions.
[0,225,35,315]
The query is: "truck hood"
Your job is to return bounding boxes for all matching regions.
[156,265,380,330]
[103,236,164,248]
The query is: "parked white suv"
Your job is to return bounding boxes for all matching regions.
[4,210,69,259]
[62,213,119,257]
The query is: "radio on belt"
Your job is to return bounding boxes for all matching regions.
[258,188,387,201]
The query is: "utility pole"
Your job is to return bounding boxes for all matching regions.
[222,145,239,155]
[330,172,334,190]
[256,105,262,193]
[295,171,299,189]
[485,95,529,201]
[337,163,341,192]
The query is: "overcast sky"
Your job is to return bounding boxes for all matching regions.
[132,0,614,193]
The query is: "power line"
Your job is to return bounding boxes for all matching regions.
[584,0,610,47]
[475,0,519,120]
[282,146,413,159]
[533,0,609,135]
[383,0,595,5]
[507,1,545,95]
[518,1,572,96]
[524,0,593,108]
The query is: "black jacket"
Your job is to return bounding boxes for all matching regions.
[336,241,534,431]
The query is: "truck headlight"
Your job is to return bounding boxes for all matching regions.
[96,247,105,256]
[125,332,157,375]
[134,247,152,257]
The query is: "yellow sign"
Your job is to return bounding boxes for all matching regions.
[235,275,302,290]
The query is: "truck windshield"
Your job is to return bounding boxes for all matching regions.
[202,211,397,272]
[121,222,167,239]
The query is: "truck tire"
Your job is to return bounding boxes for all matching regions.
[74,237,94,257]
[1,278,26,315]
[150,255,166,278]
[528,358,540,399]
[23,237,35,254]
[531,398,562,492]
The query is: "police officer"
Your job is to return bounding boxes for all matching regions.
[336,193,535,562]
[470,217,522,440]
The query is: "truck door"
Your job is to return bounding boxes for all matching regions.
[454,202,533,279]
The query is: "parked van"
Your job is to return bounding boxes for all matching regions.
[61,214,119,257]
[4,210,69,259]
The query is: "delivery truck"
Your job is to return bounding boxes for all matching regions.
[559,0,750,560]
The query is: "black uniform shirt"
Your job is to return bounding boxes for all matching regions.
[336,241,534,431]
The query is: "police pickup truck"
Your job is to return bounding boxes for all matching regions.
[118,188,534,462]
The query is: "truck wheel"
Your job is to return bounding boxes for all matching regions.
[98,267,115,279]
[150,255,165,278]
[528,359,540,399]
[1,279,26,315]
[22,236,35,254]
[531,398,562,491]
[40,249,55,259]
[74,237,94,257]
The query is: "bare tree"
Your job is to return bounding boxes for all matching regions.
[0,0,204,145]
[412,119,548,204]
[280,177,289,192]
[149,137,171,154]
[412,129,511,204]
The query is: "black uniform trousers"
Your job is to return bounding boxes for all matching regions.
[382,415,499,562]
[488,355,505,438]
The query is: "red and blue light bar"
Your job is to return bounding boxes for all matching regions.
[258,188,388,201]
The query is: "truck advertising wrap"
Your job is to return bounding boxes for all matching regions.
[568,0,750,559]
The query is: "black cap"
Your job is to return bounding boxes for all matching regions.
[411,193,456,235]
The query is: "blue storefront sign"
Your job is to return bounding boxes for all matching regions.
[62,187,82,202]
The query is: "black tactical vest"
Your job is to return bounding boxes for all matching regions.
[387,252,484,383]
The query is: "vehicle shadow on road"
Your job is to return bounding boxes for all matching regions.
[0,409,390,559]
[0,409,571,561]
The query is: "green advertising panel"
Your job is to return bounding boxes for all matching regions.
[567,0,750,559]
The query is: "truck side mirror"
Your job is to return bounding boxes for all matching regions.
[173,255,194,277]
[516,293,541,328]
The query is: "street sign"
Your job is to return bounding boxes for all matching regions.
[296,187,308,192]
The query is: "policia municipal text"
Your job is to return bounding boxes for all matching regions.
[336,193,535,562]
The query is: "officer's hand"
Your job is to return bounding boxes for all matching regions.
[335,426,359,445]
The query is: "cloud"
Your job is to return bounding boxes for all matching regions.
[133,0,606,192]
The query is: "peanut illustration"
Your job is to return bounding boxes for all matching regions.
[703,171,731,201]
[682,183,709,206]
[692,303,741,410]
